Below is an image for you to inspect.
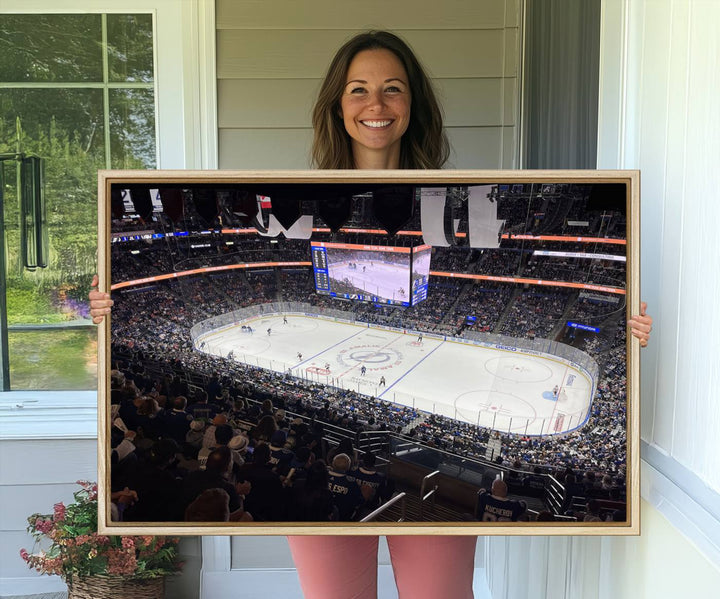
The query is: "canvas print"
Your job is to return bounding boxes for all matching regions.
[99,171,639,535]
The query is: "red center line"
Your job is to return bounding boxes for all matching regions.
[549,363,571,425]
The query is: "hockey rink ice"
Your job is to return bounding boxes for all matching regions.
[196,315,594,436]
[329,261,409,302]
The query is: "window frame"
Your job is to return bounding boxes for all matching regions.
[0,0,216,398]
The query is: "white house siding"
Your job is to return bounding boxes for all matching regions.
[216,0,521,169]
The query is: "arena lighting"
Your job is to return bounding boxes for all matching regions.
[371,186,415,235]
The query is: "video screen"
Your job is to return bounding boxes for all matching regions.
[311,241,412,306]
[410,244,431,306]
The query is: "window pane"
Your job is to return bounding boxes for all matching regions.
[0,14,103,82]
[107,14,154,83]
[8,329,97,390]
[1,89,104,390]
[1,87,105,275]
[110,88,157,168]
[0,12,156,391]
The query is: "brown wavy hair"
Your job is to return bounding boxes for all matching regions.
[311,31,449,170]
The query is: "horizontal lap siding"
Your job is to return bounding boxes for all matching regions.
[216,1,516,30]
[217,0,521,169]
[0,439,96,579]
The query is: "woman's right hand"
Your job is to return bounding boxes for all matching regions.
[89,274,113,324]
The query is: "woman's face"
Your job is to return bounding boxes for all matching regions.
[340,48,411,168]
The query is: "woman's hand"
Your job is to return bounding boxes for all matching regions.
[628,301,652,348]
[89,274,113,324]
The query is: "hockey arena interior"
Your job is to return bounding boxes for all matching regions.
[108,181,630,525]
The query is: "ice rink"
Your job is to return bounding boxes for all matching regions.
[329,261,409,302]
[195,315,594,436]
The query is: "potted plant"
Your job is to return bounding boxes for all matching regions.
[20,480,182,599]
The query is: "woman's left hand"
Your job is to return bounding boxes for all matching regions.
[628,301,652,347]
[89,274,113,324]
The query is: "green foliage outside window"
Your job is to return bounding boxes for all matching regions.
[0,13,155,389]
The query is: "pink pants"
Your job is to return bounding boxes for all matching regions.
[287,535,477,599]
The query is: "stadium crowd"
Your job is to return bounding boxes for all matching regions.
[107,190,629,522]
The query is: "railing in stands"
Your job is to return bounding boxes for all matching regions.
[546,475,566,514]
[359,492,407,523]
[419,470,440,519]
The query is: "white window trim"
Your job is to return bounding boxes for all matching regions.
[597,0,720,570]
[0,1,217,434]
[642,445,720,568]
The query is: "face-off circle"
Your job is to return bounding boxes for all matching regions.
[483,356,553,383]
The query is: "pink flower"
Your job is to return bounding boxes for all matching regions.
[34,518,53,534]
[121,537,135,549]
[19,549,29,562]
[53,502,66,521]
[107,548,137,576]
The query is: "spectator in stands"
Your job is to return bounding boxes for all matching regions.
[187,388,220,421]
[476,479,526,522]
[287,460,337,522]
[326,437,359,469]
[160,395,194,446]
[120,438,183,522]
[185,488,231,522]
[584,499,603,522]
[198,423,234,470]
[268,429,294,476]
[185,419,205,451]
[251,414,279,445]
[327,453,367,521]
[237,443,286,521]
[351,451,388,509]
[287,446,313,484]
[181,446,249,520]
[202,414,228,449]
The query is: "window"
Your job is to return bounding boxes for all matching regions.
[0,13,156,390]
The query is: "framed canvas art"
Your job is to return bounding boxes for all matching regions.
[97,170,640,535]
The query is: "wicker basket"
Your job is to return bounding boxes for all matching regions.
[67,575,165,599]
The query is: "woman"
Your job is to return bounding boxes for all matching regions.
[91,30,653,599]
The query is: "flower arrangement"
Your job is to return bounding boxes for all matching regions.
[20,481,183,584]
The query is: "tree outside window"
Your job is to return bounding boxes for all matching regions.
[0,13,156,390]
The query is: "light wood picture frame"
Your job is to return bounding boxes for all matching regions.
[97,169,640,536]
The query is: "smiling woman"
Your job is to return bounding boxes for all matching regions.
[340,48,412,169]
[311,30,448,170]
